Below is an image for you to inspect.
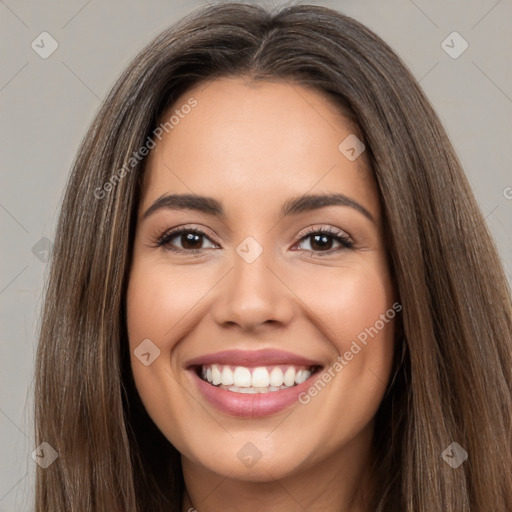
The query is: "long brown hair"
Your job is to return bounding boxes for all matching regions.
[34,2,512,510]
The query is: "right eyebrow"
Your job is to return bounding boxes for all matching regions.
[142,193,225,220]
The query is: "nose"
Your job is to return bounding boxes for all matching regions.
[210,246,295,331]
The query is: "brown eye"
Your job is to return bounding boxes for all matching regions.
[157,228,218,253]
[294,227,354,254]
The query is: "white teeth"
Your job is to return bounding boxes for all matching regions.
[283,367,296,387]
[221,366,234,386]
[295,369,311,384]
[269,367,284,387]
[233,366,252,388]
[251,367,270,387]
[238,387,257,394]
[221,384,291,393]
[200,363,316,392]
[212,364,222,385]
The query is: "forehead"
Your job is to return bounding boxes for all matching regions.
[139,77,378,220]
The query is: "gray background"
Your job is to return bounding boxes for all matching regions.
[1,0,511,509]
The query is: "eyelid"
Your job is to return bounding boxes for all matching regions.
[296,224,351,240]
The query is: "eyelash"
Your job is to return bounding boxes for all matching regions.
[154,225,355,255]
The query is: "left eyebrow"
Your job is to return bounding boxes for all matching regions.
[280,193,376,224]
[141,192,376,224]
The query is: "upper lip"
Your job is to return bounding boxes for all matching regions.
[185,349,323,368]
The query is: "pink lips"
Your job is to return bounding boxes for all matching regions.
[185,349,322,368]
[185,349,323,418]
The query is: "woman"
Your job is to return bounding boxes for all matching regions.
[34,2,512,511]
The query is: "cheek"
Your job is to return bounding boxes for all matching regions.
[126,261,214,351]
[125,262,202,447]
[125,261,222,429]
[295,258,395,349]
[293,260,396,429]
[125,263,195,402]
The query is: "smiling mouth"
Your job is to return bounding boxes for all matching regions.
[194,363,322,393]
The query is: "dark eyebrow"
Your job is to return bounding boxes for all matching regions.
[142,193,376,224]
[280,193,375,224]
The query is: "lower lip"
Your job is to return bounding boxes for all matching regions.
[188,369,318,418]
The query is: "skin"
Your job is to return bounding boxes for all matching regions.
[126,77,397,512]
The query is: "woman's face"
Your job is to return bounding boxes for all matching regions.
[126,77,396,484]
